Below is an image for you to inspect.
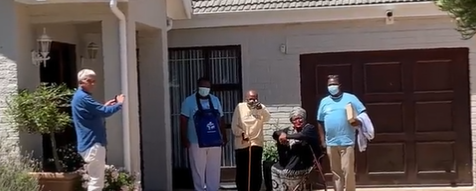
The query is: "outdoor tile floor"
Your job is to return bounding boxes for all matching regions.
[174,186,474,191]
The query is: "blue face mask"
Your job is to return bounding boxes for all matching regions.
[327,85,340,95]
[198,87,211,97]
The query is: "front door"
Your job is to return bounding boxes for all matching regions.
[299,48,472,186]
[40,41,77,172]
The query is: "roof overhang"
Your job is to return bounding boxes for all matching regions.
[173,2,449,29]
[15,0,127,4]
[166,0,192,20]
[16,0,192,20]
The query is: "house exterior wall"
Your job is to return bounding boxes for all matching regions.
[128,0,167,29]
[30,22,127,163]
[4,2,127,167]
[0,2,43,157]
[17,3,126,165]
[26,2,171,190]
[168,16,476,185]
[3,1,171,190]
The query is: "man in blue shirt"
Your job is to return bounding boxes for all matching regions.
[180,77,227,191]
[317,75,366,191]
[71,69,124,191]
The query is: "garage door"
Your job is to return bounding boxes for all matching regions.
[299,48,472,186]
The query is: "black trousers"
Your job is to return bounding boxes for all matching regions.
[235,146,263,191]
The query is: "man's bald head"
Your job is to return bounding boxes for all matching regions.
[246,90,259,102]
[246,90,258,99]
[245,90,260,108]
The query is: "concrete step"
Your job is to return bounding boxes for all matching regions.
[220,182,237,190]
[177,184,474,191]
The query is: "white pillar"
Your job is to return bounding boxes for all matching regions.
[160,28,173,191]
[101,17,124,166]
[125,18,141,174]
[138,28,172,191]
[128,0,169,189]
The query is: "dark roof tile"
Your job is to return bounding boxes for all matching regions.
[192,0,432,14]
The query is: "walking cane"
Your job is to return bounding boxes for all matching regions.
[247,143,252,191]
[243,119,252,191]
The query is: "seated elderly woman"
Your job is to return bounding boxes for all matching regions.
[271,107,323,191]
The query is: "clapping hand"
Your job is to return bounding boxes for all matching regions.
[104,99,116,106]
[115,94,125,104]
[278,133,287,144]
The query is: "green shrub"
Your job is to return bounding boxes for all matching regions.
[0,143,41,191]
[5,83,74,172]
[262,142,278,163]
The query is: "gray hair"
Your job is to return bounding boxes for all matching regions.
[289,107,307,121]
[77,69,96,83]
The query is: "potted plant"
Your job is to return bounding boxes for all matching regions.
[262,142,278,191]
[5,83,79,191]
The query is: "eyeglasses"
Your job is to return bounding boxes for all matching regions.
[291,117,303,122]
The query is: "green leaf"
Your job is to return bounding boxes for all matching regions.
[262,142,278,163]
[5,83,73,136]
[436,0,476,39]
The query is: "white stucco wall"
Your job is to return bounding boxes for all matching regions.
[25,3,140,170]
[2,2,172,190]
[0,2,40,157]
[169,16,476,185]
[128,0,167,29]
[25,3,172,190]
[9,3,125,165]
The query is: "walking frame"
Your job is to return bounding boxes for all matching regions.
[292,146,328,191]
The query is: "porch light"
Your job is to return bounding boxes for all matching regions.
[31,28,52,67]
[87,42,99,60]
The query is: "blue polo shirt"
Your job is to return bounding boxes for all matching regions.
[180,93,224,143]
[317,93,366,146]
[71,88,122,152]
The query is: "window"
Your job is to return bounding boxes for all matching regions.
[169,46,242,168]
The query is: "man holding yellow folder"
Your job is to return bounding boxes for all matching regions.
[316,75,366,191]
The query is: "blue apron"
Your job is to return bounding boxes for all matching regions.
[193,95,222,148]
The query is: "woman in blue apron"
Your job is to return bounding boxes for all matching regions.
[180,77,227,191]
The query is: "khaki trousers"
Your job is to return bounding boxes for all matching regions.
[327,146,356,191]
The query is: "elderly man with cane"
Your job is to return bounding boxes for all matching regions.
[232,90,271,191]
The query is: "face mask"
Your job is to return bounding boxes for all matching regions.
[328,85,340,95]
[198,87,210,97]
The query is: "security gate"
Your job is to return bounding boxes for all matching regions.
[168,46,242,170]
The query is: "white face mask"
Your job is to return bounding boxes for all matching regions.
[198,87,210,96]
[328,85,340,96]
